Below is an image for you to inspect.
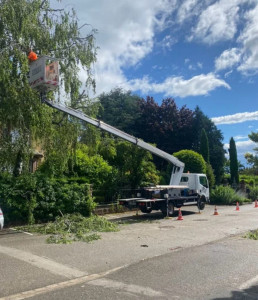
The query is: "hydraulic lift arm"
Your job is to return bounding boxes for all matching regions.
[43,99,185,185]
[28,55,184,185]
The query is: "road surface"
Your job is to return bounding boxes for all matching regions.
[0,204,258,299]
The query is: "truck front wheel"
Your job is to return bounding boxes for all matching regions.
[197,196,206,210]
[161,203,174,217]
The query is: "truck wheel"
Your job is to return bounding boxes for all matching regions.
[197,196,206,210]
[140,207,152,214]
[161,203,174,217]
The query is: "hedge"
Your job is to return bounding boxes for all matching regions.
[0,173,95,225]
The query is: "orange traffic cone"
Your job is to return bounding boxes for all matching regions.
[254,200,258,208]
[177,208,183,220]
[213,206,219,215]
[236,202,240,211]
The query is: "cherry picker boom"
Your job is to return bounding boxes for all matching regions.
[42,98,185,187]
[29,56,209,217]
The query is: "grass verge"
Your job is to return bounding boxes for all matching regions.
[244,229,258,240]
[16,214,119,244]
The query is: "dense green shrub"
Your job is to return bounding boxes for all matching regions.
[239,175,258,186]
[34,176,95,222]
[0,173,95,225]
[75,147,113,188]
[211,185,249,205]
[0,173,37,224]
[249,186,258,201]
[173,150,206,173]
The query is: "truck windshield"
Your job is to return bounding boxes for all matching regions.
[199,176,208,188]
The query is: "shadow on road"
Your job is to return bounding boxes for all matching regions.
[111,212,163,225]
[110,209,197,225]
[0,229,25,236]
[213,284,258,299]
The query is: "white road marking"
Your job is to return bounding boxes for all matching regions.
[239,274,258,290]
[0,266,126,300]
[0,245,86,279]
[9,228,33,236]
[89,278,165,297]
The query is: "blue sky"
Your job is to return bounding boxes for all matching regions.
[55,0,258,164]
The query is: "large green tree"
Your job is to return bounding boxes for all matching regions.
[98,90,224,184]
[200,128,210,163]
[0,0,97,174]
[98,88,142,136]
[109,140,159,189]
[137,97,195,154]
[192,107,225,184]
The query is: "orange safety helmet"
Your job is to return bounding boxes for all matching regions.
[28,51,38,62]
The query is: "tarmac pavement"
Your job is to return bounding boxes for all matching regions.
[0,203,258,299]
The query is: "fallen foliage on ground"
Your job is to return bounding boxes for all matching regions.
[17,214,119,244]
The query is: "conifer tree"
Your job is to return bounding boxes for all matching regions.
[229,137,239,185]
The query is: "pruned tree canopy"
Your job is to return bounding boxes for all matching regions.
[0,0,97,173]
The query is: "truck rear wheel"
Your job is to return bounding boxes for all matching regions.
[161,203,174,217]
[140,207,152,214]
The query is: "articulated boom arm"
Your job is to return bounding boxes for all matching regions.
[43,99,185,185]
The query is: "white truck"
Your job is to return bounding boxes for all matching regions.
[118,173,209,217]
[29,56,210,218]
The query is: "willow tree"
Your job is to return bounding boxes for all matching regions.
[0,0,97,174]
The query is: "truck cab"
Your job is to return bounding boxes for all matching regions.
[179,173,209,203]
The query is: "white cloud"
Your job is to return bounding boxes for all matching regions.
[188,0,241,44]
[55,0,175,95]
[235,140,256,156]
[159,35,178,50]
[224,70,233,78]
[184,59,203,71]
[52,0,258,97]
[212,111,258,125]
[215,48,242,71]
[234,135,248,141]
[126,73,230,98]
[197,62,203,69]
[224,139,256,154]
[237,4,258,74]
[224,139,256,164]
[177,0,201,23]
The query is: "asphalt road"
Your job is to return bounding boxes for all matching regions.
[0,204,258,299]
